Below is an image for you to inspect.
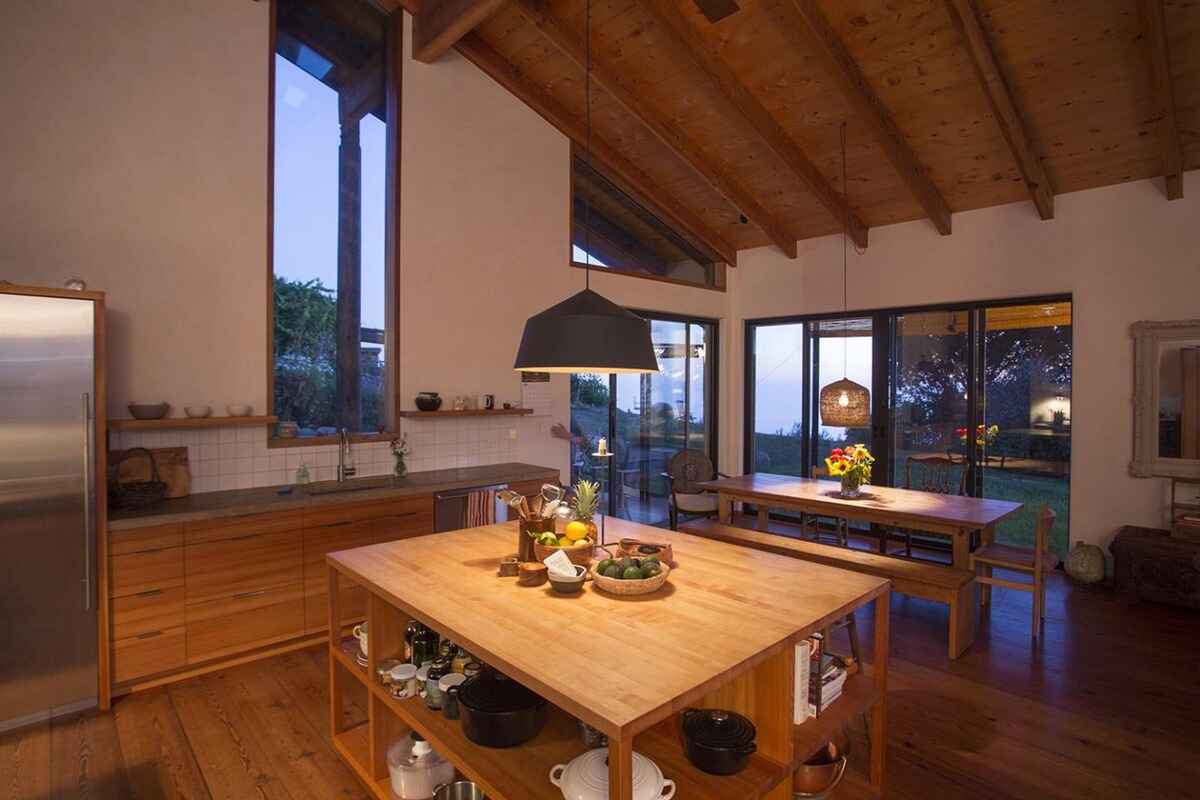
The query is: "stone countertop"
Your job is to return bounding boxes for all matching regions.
[108,462,559,530]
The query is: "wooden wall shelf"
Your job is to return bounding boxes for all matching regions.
[397,408,533,418]
[108,415,278,431]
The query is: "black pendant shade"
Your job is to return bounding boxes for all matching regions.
[513,288,659,374]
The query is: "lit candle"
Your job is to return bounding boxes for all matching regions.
[596,437,608,456]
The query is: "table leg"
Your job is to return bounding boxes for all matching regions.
[608,735,633,800]
[870,591,890,792]
[980,524,994,606]
[952,529,969,570]
[718,492,733,524]
[756,504,769,531]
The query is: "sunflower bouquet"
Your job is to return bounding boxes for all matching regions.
[825,444,875,498]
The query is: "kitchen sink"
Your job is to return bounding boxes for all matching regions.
[303,476,400,495]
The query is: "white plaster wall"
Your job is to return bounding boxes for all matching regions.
[727,173,1200,549]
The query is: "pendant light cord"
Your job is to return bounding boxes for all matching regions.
[583,0,592,292]
[841,121,848,379]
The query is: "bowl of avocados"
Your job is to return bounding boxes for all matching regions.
[589,554,670,596]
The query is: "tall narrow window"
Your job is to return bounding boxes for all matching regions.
[271,0,395,439]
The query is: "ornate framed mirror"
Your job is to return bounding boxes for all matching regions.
[1131,319,1200,478]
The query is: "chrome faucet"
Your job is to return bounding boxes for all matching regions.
[337,428,357,482]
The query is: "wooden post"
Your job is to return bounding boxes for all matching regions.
[718,492,733,524]
[327,563,345,736]
[607,735,634,800]
[870,591,890,792]
[336,116,362,433]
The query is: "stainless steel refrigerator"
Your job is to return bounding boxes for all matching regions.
[0,289,100,731]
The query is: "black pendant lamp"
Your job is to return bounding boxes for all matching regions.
[818,123,871,427]
[512,0,658,376]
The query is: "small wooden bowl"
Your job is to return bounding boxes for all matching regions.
[589,562,671,596]
[533,540,595,567]
[518,563,547,587]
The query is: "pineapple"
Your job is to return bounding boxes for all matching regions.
[572,479,600,539]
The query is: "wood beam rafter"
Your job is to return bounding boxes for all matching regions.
[338,52,384,123]
[944,0,1054,219]
[641,0,868,249]
[775,0,953,235]
[413,0,508,63]
[513,0,799,259]
[455,32,740,266]
[1137,0,1184,200]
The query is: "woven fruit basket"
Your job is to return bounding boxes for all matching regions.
[589,562,671,596]
[533,540,595,567]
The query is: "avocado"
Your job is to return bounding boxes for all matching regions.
[622,565,645,580]
[603,564,623,579]
[642,562,661,577]
[596,558,616,574]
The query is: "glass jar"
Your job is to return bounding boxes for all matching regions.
[424,660,450,710]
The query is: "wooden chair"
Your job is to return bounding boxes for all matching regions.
[970,506,1056,638]
[895,455,967,558]
[662,449,727,530]
[800,465,850,547]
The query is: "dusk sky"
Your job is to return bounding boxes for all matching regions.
[273,55,387,333]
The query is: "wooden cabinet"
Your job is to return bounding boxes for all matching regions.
[107,523,186,683]
[105,494,438,690]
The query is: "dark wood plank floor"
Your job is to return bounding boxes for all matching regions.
[3,572,1199,799]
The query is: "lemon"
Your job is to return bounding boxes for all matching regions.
[557,536,573,547]
[564,520,589,542]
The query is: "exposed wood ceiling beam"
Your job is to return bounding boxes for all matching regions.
[943,0,1055,219]
[641,0,868,249]
[775,0,953,235]
[338,53,384,123]
[1137,0,1184,200]
[513,0,799,259]
[455,32,740,266]
[413,0,508,63]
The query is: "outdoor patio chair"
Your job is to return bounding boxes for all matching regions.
[662,449,727,530]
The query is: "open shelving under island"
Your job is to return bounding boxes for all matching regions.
[325,517,890,800]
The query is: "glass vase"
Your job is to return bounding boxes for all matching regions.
[393,456,407,478]
[839,472,863,499]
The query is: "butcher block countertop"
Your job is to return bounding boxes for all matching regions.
[328,516,889,739]
[108,462,558,530]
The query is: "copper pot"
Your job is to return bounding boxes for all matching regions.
[793,741,847,798]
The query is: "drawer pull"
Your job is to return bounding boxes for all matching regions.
[323,521,353,528]
[135,589,164,598]
[136,630,163,640]
[230,533,260,541]
[233,589,269,601]
[127,546,167,555]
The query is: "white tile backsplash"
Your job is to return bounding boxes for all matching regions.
[110,417,520,495]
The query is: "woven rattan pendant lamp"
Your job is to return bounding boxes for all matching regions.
[513,0,657,375]
[818,123,871,428]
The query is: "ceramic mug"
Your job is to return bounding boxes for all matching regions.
[479,394,495,410]
[352,623,369,657]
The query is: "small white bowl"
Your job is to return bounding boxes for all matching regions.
[184,405,212,418]
[226,404,252,417]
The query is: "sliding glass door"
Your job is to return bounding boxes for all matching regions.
[746,296,1071,557]
[572,312,717,526]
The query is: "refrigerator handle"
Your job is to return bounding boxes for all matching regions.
[82,392,92,611]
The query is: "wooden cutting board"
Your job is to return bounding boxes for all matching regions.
[112,447,191,498]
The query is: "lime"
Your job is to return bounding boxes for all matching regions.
[537,532,559,546]
[622,566,644,580]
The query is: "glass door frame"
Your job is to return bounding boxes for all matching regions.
[595,309,720,519]
[745,294,1072,537]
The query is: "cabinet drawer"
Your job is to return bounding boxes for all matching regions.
[186,584,305,664]
[370,506,435,543]
[186,529,302,605]
[110,547,184,598]
[302,521,376,592]
[304,495,433,528]
[110,523,183,555]
[112,585,186,640]
[113,626,186,683]
[184,510,304,546]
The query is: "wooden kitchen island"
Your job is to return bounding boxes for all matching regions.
[326,517,890,800]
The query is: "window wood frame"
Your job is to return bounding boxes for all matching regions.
[265,0,403,449]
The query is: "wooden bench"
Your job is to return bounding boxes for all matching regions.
[682,517,977,659]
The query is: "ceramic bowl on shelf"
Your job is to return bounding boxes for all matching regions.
[415,392,443,412]
[184,405,211,418]
[128,402,169,420]
[226,404,252,417]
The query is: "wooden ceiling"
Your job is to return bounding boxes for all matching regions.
[381,0,1198,263]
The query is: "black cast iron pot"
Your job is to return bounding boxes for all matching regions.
[681,708,757,775]
[458,668,548,748]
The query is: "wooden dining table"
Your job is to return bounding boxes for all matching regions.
[698,473,1023,569]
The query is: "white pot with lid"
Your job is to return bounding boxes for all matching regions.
[549,748,675,800]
